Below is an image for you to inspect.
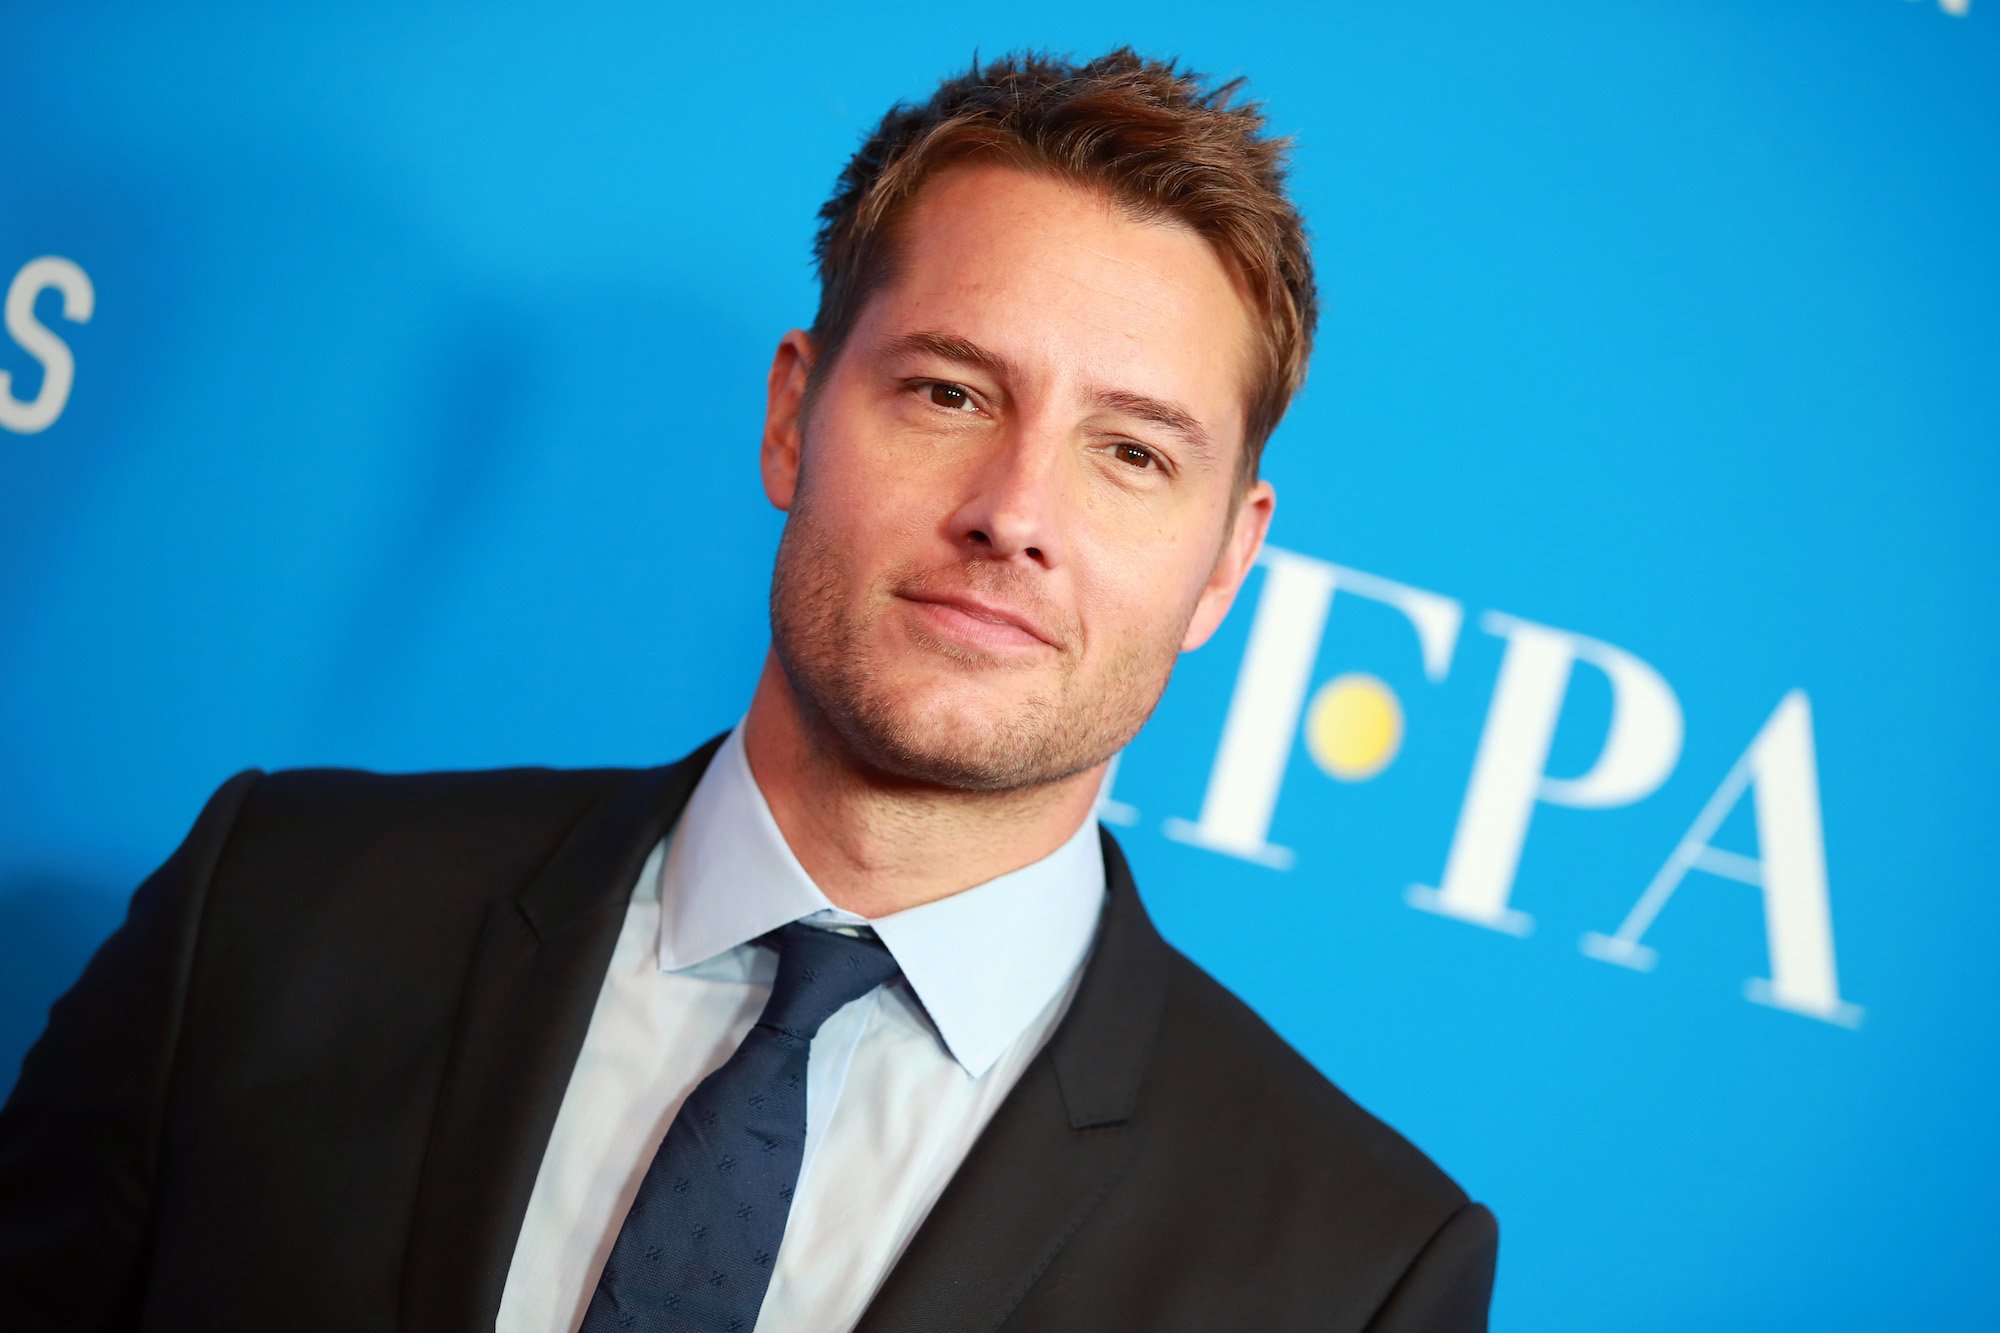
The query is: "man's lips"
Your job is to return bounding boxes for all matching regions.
[900,591,1060,651]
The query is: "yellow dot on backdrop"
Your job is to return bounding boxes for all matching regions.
[1304,673,1405,782]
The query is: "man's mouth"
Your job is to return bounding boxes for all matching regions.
[898,589,1061,652]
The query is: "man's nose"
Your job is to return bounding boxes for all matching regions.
[945,424,1067,568]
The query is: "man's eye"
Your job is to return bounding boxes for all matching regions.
[1111,442,1160,470]
[924,382,978,412]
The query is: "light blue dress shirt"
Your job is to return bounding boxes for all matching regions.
[497,726,1109,1332]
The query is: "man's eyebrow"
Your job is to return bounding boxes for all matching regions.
[1092,389,1217,465]
[880,330,1016,380]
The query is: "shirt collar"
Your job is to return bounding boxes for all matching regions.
[657,725,1106,1078]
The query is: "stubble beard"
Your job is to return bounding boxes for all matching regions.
[767,490,1184,795]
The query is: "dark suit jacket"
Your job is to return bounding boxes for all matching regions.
[0,736,1497,1331]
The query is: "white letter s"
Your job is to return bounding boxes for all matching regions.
[1,256,96,434]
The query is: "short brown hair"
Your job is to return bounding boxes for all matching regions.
[809,48,1318,479]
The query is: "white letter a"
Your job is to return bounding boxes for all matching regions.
[1582,690,1863,1028]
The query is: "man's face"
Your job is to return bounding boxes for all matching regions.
[761,164,1275,792]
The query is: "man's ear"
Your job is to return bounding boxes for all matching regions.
[761,329,817,512]
[1181,478,1275,652]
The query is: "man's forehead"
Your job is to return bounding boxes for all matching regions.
[858,165,1260,439]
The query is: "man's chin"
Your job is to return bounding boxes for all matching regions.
[828,685,1084,794]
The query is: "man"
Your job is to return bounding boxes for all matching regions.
[0,50,1497,1332]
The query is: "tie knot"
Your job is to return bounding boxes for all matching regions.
[757,921,900,1040]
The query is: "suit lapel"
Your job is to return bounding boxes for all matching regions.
[399,737,724,1331]
[856,828,1172,1333]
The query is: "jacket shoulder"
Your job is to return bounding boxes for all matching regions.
[191,762,656,933]
[241,761,645,820]
[1039,931,1493,1326]
[1149,942,1472,1223]
[227,762,640,859]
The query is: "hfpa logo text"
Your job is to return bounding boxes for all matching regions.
[1104,545,1863,1030]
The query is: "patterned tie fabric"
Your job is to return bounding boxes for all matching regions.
[580,922,901,1332]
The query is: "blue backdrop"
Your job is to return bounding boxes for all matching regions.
[5,2,1996,1328]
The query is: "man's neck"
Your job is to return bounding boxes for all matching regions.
[738,655,1106,920]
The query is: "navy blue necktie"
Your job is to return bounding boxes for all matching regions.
[581,922,901,1332]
